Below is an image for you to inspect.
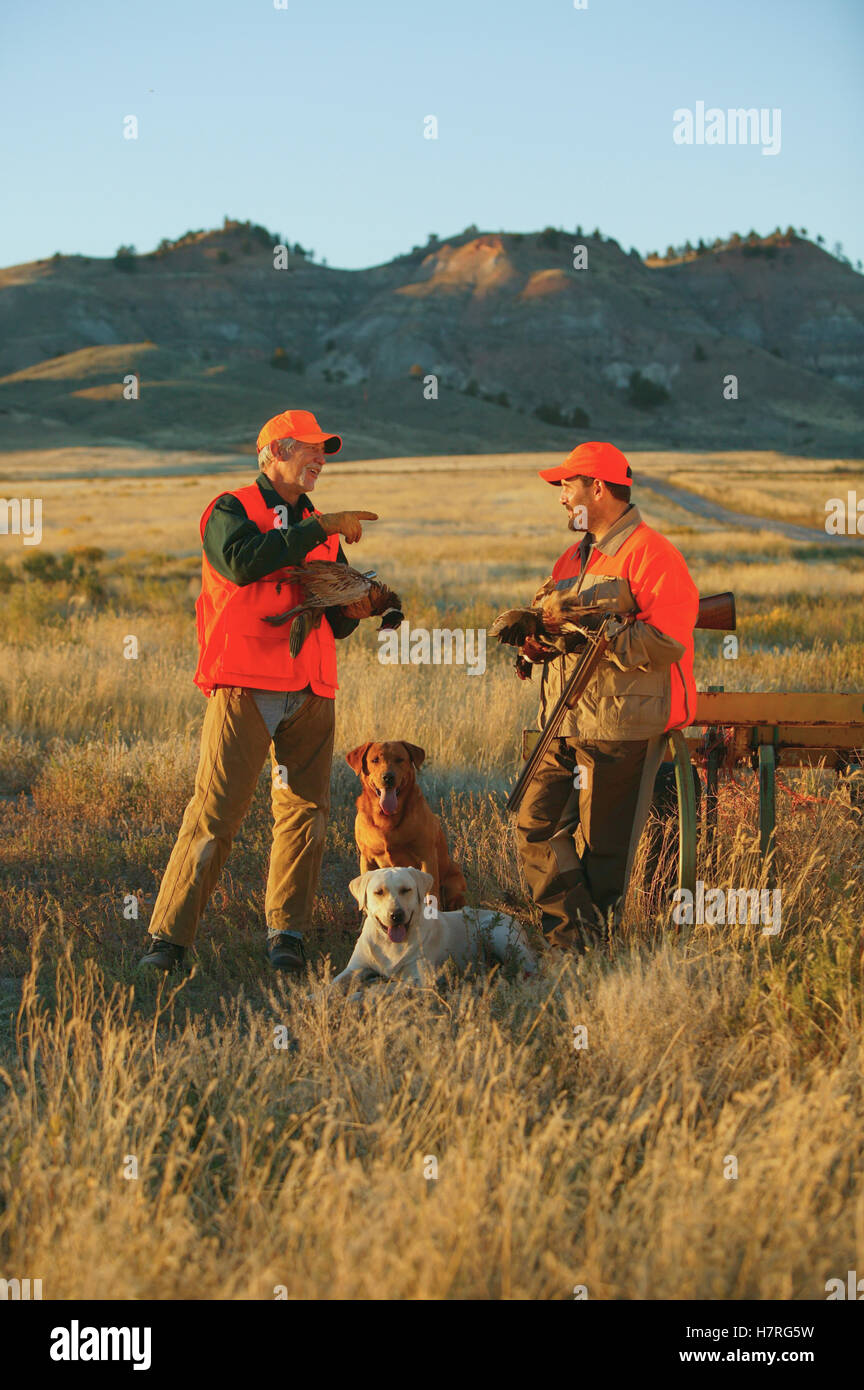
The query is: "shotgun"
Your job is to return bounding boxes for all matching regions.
[505,591,736,815]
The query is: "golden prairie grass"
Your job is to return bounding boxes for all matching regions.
[1,453,863,1300]
[665,457,863,532]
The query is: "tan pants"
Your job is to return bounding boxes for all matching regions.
[149,686,335,947]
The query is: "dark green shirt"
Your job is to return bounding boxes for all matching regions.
[202,475,359,639]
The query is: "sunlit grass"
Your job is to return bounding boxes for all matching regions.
[1,453,862,1300]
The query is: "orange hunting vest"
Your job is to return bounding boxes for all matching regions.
[193,482,340,697]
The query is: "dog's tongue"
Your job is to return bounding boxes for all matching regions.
[388,923,407,943]
[379,787,399,816]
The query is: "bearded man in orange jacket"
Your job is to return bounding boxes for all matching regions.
[508,442,699,952]
[140,409,377,975]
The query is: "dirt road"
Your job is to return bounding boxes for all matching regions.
[634,472,864,548]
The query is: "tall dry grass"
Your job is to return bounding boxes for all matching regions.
[1,455,863,1299]
[2,865,862,1299]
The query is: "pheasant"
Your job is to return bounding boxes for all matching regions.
[489,578,627,676]
[263,561,403,657]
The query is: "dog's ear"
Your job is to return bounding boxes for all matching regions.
[348,871,372,912]
[408,867,434,904]
[401,743,426,769]
[346,742,373,776]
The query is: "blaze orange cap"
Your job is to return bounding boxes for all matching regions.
[256,409,342,455]
[538,441,632,487]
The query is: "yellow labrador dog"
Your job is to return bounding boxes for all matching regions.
[333,866,537,991]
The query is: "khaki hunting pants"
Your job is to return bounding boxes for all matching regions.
[149,686,335,947]
[515,737,650,950]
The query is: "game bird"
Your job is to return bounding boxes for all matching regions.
[263,561,403,656]
[490,578,613,647]
[489,580,628,675]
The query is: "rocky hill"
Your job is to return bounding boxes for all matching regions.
[1,223,861,460]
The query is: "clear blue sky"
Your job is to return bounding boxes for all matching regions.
[2,0,862,270]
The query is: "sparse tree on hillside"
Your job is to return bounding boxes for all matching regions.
[271,347,305,374]
[113,245,137,272]
[628,371,670,410]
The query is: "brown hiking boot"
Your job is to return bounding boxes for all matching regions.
[267,932,307,973]
[139,937,187,972]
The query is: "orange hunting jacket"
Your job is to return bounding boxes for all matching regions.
[538,505,699,741]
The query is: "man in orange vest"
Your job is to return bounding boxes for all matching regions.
[505,441,699,953]
[140,409,377,974]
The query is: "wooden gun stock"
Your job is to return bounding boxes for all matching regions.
[696,591,736,631]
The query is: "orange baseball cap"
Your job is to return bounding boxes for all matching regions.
[256,409,342,455]
[538,441,632,487]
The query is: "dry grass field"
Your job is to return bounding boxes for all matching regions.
[1,450,863,1300]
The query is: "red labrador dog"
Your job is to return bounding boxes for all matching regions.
[345,741,467,910]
